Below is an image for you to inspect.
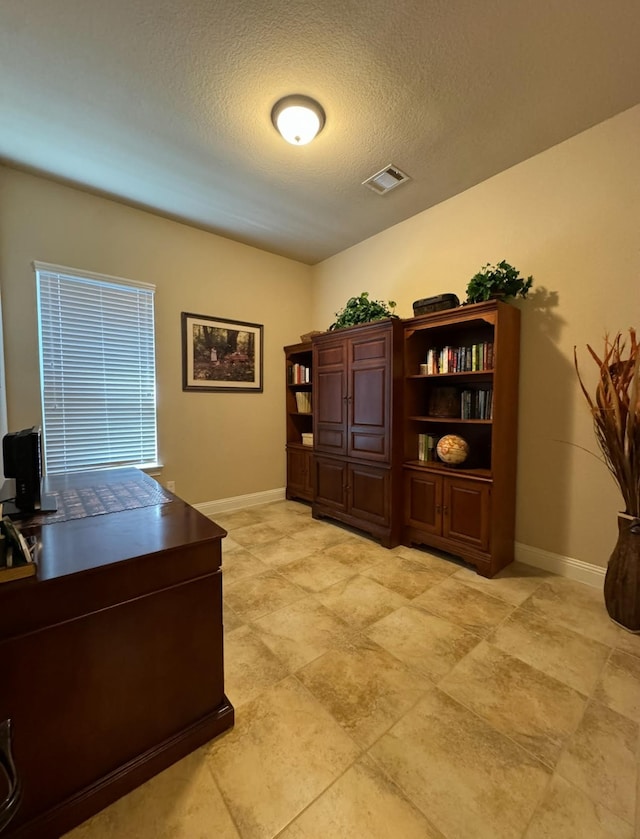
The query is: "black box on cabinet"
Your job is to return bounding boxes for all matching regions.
[412,294,459,316]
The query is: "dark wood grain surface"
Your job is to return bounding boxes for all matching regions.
[0,468,233,839]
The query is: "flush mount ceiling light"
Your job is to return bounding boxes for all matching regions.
[271,95,325,146]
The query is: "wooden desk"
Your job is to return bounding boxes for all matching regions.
[0,469,234,838]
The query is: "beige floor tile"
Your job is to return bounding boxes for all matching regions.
[488,606,611,695]
[215,509,267,530]
[521,577,623,646]
[452,561,551,606]
[322,537,391,572]
[297,636,430,748]
[277,550,361,593]
[369,686,550,839]
[556,700,638,823]
[288,520,354,551]
[594,650,640,723]
[363,554,453,599]
[440,641,587,767]
[245,535,316,568]
[229,521,290,548]
[366,604,481,682]
[412,576,514,635]
[279,755,443,839]
[223,604,244,634]
[223,625,290,707]
[251,596,354,671]
[224,569,306,621]
[221,535,243,553]
[391,544,461,575]
[206,676,360,839]
[613,629,640,660]
[255,500,310,522]
[221,547,270,584]
[316,574,408,628]
[256,512,314,534]
[63,747,240,839]
[524,773,633,839]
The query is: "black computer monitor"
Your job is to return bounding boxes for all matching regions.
[1,427,56,518]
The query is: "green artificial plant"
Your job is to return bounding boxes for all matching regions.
[329,292,397,330]
[465,260,533,304]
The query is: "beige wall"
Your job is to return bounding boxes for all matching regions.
[312,105,640,568]
[2,105,638,567]
[0,168,313,504]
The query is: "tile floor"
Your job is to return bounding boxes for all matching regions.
[66,500,640,839]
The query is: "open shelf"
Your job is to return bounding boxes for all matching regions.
[408,416,492,424]
[404,460,492,480]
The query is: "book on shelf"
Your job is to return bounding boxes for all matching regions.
[301,433,314,447]
[288,363,311,384]
[460,387,494,419]
[422,342,494,374]
[417,433,438,462]
[295,391,312,413]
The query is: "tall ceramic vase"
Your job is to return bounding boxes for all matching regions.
[604,515,640,632]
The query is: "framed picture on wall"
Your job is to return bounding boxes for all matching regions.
[181,312,264,392]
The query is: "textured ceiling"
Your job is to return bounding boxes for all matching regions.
[1,0,639,264]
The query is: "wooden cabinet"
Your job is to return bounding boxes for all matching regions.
[0,469,233,839]
[315,457,392,528]
[312,320,402,546]
[286,445,314,500]
[284,342,313,502]
[404,467,490,552]
[402,300,520,576]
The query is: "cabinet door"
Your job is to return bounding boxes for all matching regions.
[287,447,312,501]
[348,327,391,462]
[404,468,442,535]
[303,449,314,497]
[314,456,347,511]
[348,463,390,526]
[443,477,490,551]
[314,340,347,456]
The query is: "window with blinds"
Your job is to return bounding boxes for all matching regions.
[35,262,158,475]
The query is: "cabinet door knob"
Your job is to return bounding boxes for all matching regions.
[435,505,441,513]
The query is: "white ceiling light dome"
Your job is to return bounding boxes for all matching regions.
[271,95,326,146]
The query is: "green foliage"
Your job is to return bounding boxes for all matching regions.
[465,260,533,304]
[329,292,398,331]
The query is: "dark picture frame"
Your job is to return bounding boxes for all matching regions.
[181,312,264,392]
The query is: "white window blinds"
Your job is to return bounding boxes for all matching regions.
[35,262,158,475]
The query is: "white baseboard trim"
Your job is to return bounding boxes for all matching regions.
[194,487,286,518]
[515,541,606,589]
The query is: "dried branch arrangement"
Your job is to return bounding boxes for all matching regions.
[574,329,640,518]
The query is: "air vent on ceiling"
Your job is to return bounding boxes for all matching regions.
[362,164,411,195]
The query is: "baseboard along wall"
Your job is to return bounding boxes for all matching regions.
[194,487,286,519]
[514,541,605,589]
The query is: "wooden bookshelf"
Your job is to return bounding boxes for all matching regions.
[284,342,314,502]
[402,300,521,576]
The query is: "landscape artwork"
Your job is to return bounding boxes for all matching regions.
[182,312,263,392]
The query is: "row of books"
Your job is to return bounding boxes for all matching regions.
[295,391,312,413]
[460,388,493,420]
[422,342,494,374]
[417,434,439,462]
[0,515,37,583]
[288,363,311,384]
